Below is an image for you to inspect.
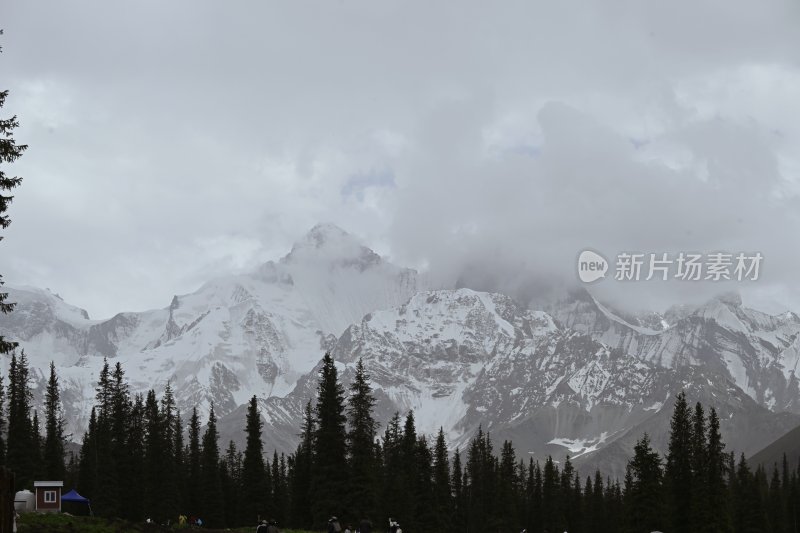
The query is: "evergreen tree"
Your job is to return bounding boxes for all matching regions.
[278,454,288,524]
[768,465,784,533]
[174,410,186,513]
[93,413,118,515]
[706,407,730,533]
[290,400,315,528]
[0,372,5,464]
[7,350,35,488]
[431,428,453,533]
[78,408,98,501]
[399,411,419,530]
[733,454,765,533]
[530,460,543,533]
[665,391,694,533]
[241,395,266,524]
[542,456,560,533]
[560,456,575,532]
[272,450,287,524]
[222,440,242,526]
[465,427,497,533]
[159,382,179,519]
[0,39,26,355]
[311,353,348,525]
[624,433,664,533]
[414,435,435,533]
[144,389,168,521]
[201,404,224,527]
[346,358,378,521]
[691,402,710,529]
[126,394,146,522]
[451,448,465,533]
[591,470,605,533]
[498,440,518,532]
[31,410,42,480]
[108,363,130,516]
[89,358,119,515]
[187,406,202,517]
[43,361,66,480]
[95,358,113,415]
[381,412,404,527]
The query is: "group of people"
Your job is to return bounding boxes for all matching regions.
[326,516,400,533]
[256,518,280,533]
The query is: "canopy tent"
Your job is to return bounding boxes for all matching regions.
[61,489,92,515]
[61,489,89,503]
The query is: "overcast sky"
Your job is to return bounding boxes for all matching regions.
[2,0,800,319]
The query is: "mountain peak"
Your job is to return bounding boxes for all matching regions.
[282,223,383,271]
[713,291,743,307]
[303,223,351,247]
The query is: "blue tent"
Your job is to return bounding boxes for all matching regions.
[61,489,89,503]
[61,489,92,515]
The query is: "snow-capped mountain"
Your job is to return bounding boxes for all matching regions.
[0,223,419,436]
[3,224,800,479]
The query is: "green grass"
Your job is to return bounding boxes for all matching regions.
[17,513,317,533]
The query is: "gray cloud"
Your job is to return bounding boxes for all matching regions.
[1,0,799,318]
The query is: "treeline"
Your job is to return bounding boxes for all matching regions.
[3,351,800,532]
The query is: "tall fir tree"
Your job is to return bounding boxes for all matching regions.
[187,406,202,517]
[174,410,186,513]
[624,433,664,533]
[107,362,130,516]
[591,470,606,533]
[126,393,146,521]
[381,412,404,527]
[497,440,518,532]
[201,404,224,527]
[272,450,287,524]
[78,408,98,502]
[43,361,66,480]
[30,410,42,481]
[346,358,378,521]
[665,391,695,533]
[90,357,118,515]
[0,33,26,355]
[0,372,5,464]
[398,411,419,531]
[7,350,35,488]
[465,427,497,533]
[530,460,543,533]
[159,381,179,519]
[414,435,435,533]
[241,395,266,524]
[691,402,710,529]
[432,428,453,533]
[290,400,315,528]
[311,353,348,525]
[542,455,560,533]
[222,440,242,526]
[451,448,465,533]
[706,407,730,533]
[144,389,166,521]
